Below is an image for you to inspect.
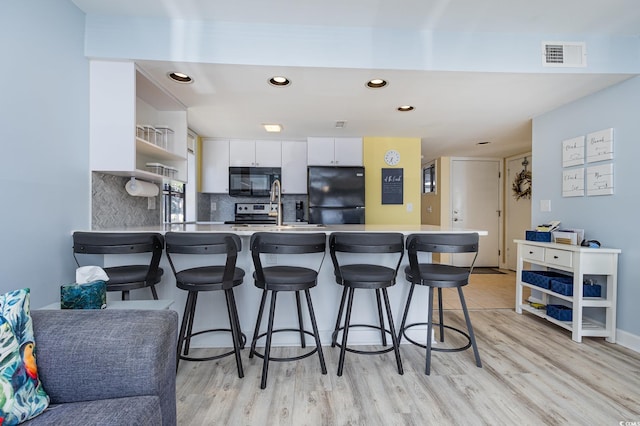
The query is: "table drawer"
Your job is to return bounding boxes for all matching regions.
[545,248,572,268]
[521,244,545,262]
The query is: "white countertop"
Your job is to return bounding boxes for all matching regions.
[91,223,488,236]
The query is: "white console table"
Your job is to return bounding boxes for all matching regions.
[515,240,620,343]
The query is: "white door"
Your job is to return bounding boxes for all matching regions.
[451,158,502,267]
[505,154,532,270]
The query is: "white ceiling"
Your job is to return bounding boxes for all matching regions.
[73,0,640,160]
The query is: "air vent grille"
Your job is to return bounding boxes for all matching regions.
[542,42,586,67]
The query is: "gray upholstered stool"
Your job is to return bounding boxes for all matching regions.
[165,232,245,377]
[398,233,482,375]
[329,232,404,376]
[72,232,164,300]
[249,232,327,389]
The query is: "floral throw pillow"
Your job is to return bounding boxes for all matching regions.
[0,289,49,424]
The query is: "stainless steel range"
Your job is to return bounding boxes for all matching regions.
[224,203,278,225]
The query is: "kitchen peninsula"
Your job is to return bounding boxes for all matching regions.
[91,224,488,348]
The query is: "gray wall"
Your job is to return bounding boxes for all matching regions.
[532,76,640,338]
[0,1,89,307]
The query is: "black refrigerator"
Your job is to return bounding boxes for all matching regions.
[307,166,365,224]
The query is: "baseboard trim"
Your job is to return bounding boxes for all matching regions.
[614,328,640,353]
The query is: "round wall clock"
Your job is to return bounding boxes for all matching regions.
[384,149,401,166]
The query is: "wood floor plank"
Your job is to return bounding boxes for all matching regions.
[176,310,640,425]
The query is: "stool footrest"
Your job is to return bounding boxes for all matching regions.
[180,328,247,362]
[250,328,319,362]
[332,324,396,355]
[400,322,472,352]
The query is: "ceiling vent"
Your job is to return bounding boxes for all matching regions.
[542,42,586,67]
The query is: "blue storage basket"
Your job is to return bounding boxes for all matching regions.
[546,304,572,321]
[525,230,552,242]
[550,279,601,297]
[522,270,570,289]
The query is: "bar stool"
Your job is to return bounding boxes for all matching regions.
[398,233,482,375]
[72,232,164,300]
[164,232,245,377]
[329,232,404,376]
[249,232,327,389]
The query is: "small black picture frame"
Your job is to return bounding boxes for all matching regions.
[382,168,403,205]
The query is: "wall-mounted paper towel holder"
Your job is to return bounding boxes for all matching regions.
[125,177,159,197]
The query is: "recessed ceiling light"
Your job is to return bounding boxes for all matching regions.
[366,78,388,88]
[263,124,283,132]
[268,76,291,87]
[477,141,491,145]
[397,105,414,112]
[167,72,193,84]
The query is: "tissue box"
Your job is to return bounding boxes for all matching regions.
[61,280,107,309]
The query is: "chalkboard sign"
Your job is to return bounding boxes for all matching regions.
[382,168,403,205]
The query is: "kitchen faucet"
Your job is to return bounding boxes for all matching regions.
[269,179,283,226]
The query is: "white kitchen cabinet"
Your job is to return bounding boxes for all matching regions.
[307,137,362,166]
[201,139,230,193]
[281,140,307,194]
[89,60,188,182]
[229,139,282,167]
[514,239,620,343]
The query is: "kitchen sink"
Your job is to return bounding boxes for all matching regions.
[230,223,326,231]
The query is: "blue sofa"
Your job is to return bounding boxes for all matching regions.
[26,309,178,425]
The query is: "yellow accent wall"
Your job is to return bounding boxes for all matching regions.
[363,137,421,225]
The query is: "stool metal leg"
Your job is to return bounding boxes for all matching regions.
[304,289,327,376]
[150,284,159,300]
[228,289,245,349]
[458,287,482,368]
[398,282,416,343]
[375,289,388,346]
[250,289,268,359]
[381,288,403,375]
[437,288,444,342]
[426,286,435,375]
[337,287,355,376]
[184,292,198,355]
[261,290,278,389]
[176,291,196,370]
[295,291,306,348]
[332,287,348,347]
[224,288,244,379]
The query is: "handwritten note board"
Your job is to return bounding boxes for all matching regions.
[586,128,614,163]
[561,128,614,197]
[562,168,585,197]
[382,168,403,205]
[562,136,585,167]
[587,163,614,196]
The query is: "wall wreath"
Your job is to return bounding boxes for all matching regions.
[512,169,532,200]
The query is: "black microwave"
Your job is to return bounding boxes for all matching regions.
[229,167,281,197]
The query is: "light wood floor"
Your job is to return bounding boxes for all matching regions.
[175,272,640,425]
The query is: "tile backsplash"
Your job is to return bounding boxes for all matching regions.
[92,172,161,229]
[198,193,307,223]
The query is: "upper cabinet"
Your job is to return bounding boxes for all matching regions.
[281,140,308,194]
[307,137,363,166]
[229,139,282,167]
[201,138,230,193]
[89,60,188,183]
